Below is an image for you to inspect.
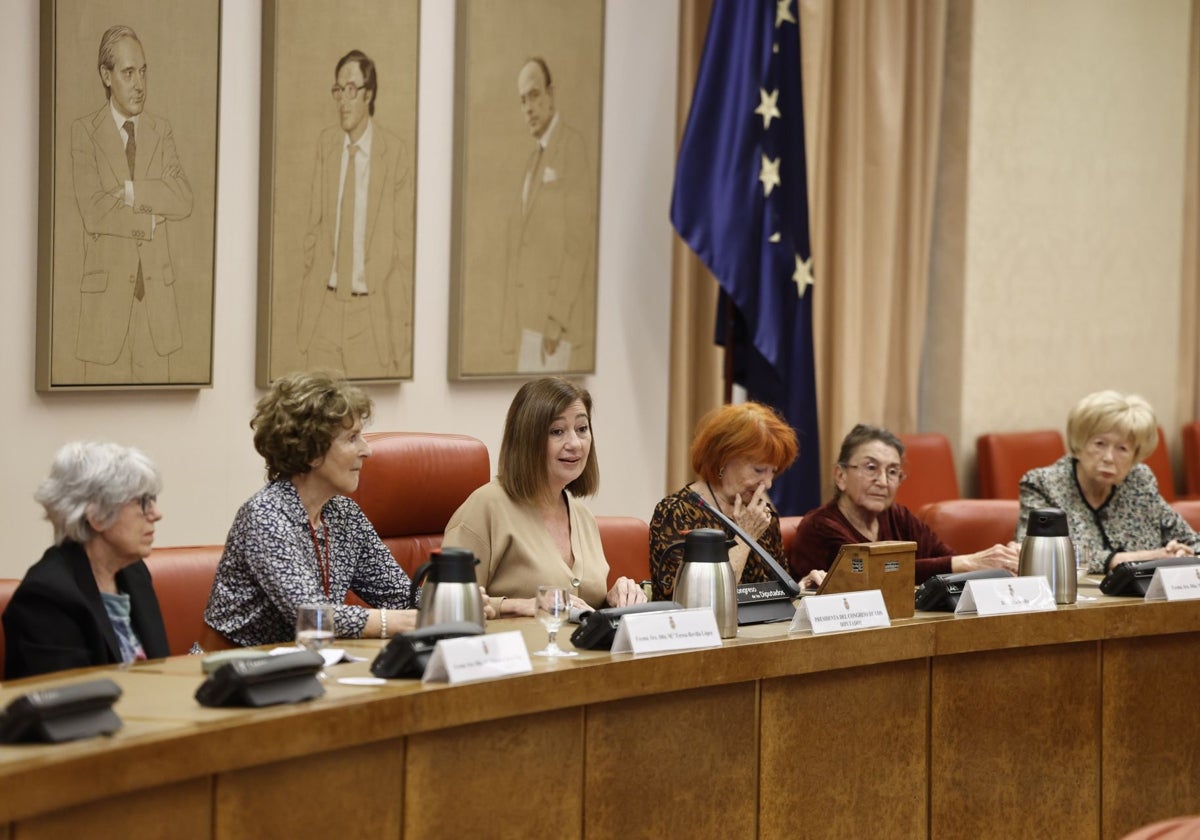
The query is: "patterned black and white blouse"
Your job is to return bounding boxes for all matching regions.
[204,479,416,646]
[1017,455,1197,573]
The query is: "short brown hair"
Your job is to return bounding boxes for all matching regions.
[252,370,372,481]
[690,402,798,484]
[1066,390,1158,463]
[499,378,598,503]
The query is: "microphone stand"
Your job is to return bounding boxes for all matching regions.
[686,490,800,597]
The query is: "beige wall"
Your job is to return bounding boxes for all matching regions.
[0,1,679,578]
[926,0,1192,494]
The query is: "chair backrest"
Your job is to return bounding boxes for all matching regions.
[596,516,650,587]
[143,545,224,656]
[1171,500,1200,531]
[1143,426,1176,502]
[917,499,1020,556]
[895,432,960,511]
[976,429,1066,499]
[1183,422,1200,498]
[349,432,491,577]
[0,578,21,678]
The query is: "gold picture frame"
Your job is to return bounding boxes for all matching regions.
[36,0,221,390]
[449,0,604,379]
[257,0,419,386]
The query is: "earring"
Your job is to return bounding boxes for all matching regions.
[718,468,724,479]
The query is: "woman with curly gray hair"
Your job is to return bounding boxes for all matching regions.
[204,370,423,647]
[3,441,170,679]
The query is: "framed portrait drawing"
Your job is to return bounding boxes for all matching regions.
[257,0,419,386]
[36,0,221,390]
[449,0,605,379]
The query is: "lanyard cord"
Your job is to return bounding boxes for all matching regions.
[307,515,332,600]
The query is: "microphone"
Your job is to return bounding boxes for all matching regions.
[686,490,800,597]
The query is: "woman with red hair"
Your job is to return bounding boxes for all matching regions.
[649,402,823,601]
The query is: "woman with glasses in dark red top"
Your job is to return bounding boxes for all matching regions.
[788,424,1018,585]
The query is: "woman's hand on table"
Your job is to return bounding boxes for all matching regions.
[606,576,647,607]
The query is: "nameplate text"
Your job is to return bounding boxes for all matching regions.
[423,631,532,684]
[790,590,890,635]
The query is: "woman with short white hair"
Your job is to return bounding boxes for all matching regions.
[1017,390,1197,573]
[3,441,170,679]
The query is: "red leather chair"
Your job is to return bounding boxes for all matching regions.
[0,578,21,678]
[1143,426,1176,502]
[144,545,226,655]
[976,429,1066,499]
[895,432,960,511]
[349,432,491,577]
[917,499,1020,556]
[1183,422,1200,497]
[1171,500,1200,531]
[596,516,650,587]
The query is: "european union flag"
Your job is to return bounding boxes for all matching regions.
[670,0,820,515]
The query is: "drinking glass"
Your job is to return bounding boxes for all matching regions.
[295,603,336,653]
[533,585,578,657]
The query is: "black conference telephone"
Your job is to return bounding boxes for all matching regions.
[370,621,485,679]
[914,568,1014,612]
[195,649,325,708]
[0,677,123,744]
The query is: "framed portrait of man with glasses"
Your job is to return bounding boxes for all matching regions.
[35,0,220,390]
[257,0,418,385]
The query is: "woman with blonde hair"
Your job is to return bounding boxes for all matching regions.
[1017,390,1196,573]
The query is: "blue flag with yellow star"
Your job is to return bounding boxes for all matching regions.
[670,0,821,515]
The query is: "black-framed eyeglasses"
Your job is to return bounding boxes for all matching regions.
[132,494,157,515]
[842,459,906,485]
[330,82,365,101]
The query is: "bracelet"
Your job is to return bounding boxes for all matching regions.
[496,596,507,617]
[380,609,388,639]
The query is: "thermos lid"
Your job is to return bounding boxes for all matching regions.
[682,528,730,563]
[419,547,479,584]
[1026,507,1069,538]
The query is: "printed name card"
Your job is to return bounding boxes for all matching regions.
[955,576,1056,616]
[610,608,722,655]
[422,631,532,684]
[789,590,890,635]
[1145,564,1200,601]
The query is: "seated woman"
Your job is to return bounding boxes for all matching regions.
[204,370,425,647]
[789,424,1018,584]
[443,377,646,616]
[1018,390,1196,573]
[4,442,170,680]
[649,402,824,601]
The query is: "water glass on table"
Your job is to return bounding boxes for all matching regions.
[534,585,578,658]
[296,603,336,653]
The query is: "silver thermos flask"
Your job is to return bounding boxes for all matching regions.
[1018,507,1076,605]
[413,547,486,628]
[672,528,738,639]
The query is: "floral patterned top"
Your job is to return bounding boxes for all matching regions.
[1017,455,1197,573]
[204,479,416,646]
[649,486,781,601]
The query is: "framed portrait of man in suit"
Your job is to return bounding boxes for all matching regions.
[35,0,220,390]
[449,0,604,379]
[257,0,418,386]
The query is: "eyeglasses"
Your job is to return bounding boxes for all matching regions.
[132,494,157,515]
[842,459,906,485]
[330,82,366,101]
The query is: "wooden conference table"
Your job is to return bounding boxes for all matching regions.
[0,581,1198,840]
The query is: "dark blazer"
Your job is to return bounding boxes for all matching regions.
[3,541,170,680]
